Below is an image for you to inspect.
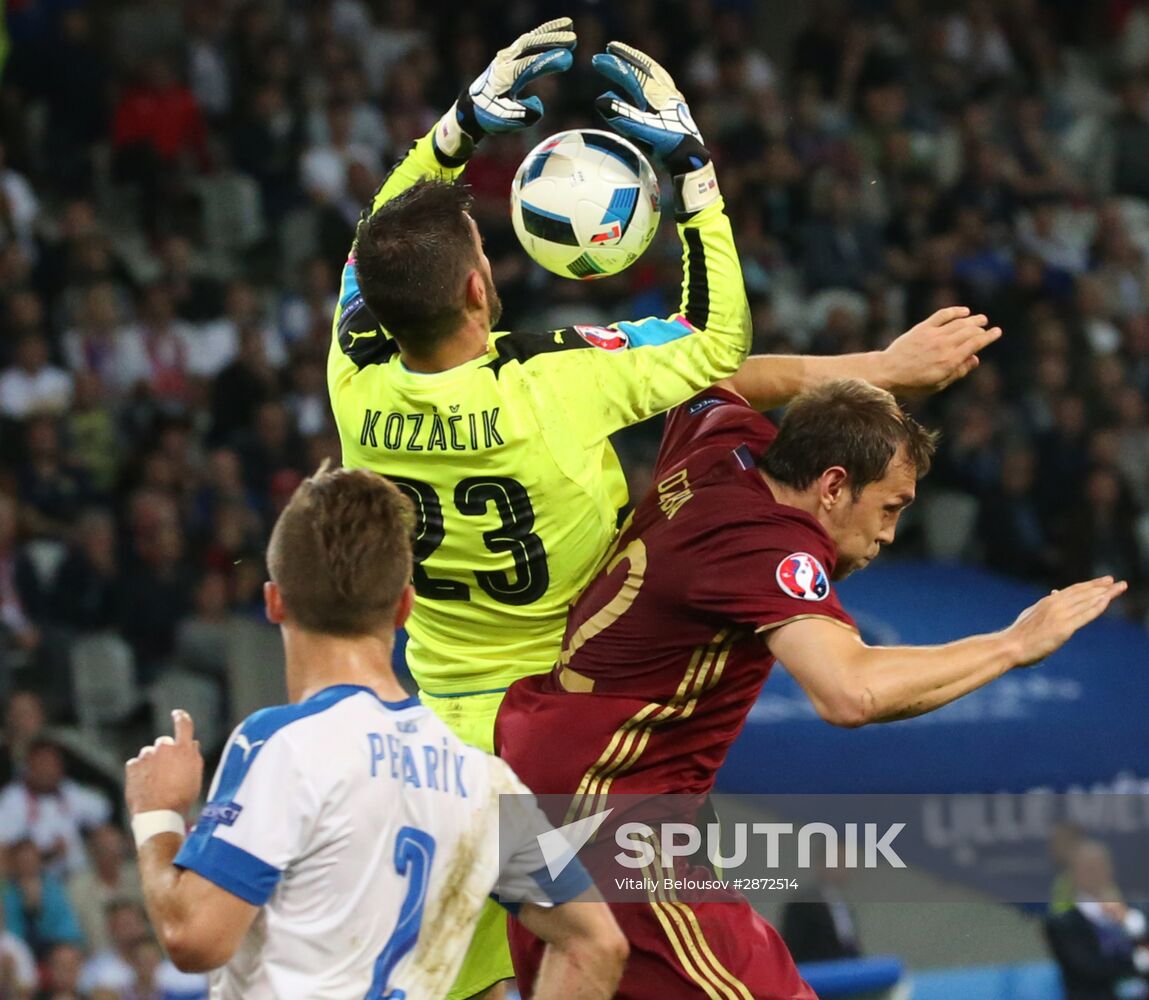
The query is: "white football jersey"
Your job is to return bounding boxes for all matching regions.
[175,685,587,1000]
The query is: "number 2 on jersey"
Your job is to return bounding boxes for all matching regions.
[391,476,549,606]
[367,826,436,1000]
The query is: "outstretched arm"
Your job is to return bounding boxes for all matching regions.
[718,307,1003,410]
[766,577,1127,727]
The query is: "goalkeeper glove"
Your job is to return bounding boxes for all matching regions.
[434,17,577,164]
[591,42,718,215]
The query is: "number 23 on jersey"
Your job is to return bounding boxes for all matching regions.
[390,476,549,607]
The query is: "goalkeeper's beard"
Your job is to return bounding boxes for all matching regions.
[484,271,503,329]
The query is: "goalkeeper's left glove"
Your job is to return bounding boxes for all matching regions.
[591,41,718,216]
[434,17,577,164]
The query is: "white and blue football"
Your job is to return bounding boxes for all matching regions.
[510,129,661,280]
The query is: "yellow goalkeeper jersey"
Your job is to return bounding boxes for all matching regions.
[327,128,750,696]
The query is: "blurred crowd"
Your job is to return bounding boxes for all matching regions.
[0,0,1148,991]
[0,690,206,999]
[0,3,1148,659]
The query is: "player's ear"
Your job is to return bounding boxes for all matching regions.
[394,584,415,630]
[820,466,849,511]
[464,269,486,313]
[264,581,286,624]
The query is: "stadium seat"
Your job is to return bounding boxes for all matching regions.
[195,172,266,257]
[69,632,141,731]
[920,491,979,562]
[224,619,288,723]
[149,669,224,754]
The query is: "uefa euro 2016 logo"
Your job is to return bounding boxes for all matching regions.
[776,552,830,602]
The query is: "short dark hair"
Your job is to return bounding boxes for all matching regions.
[353,179,478,357]
[266,463,413,636]
[761,379,938,495]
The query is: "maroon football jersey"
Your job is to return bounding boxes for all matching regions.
[499,388,857,799]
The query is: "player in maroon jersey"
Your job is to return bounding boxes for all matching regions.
[496,377,1126,1000]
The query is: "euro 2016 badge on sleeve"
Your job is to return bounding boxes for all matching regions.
[776,552,830,602]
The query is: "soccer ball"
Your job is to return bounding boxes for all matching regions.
[510,129,661,280]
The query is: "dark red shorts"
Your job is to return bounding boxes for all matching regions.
[510,891,814,1000]
[499,676,814,998]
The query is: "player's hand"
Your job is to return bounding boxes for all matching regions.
[435,18,576,160]
[592,43,710,176]
[1007,577,1127,668]
[125,709,204,818]
[879,307,1002,396]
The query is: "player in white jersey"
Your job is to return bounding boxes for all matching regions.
[123,465,627,1000]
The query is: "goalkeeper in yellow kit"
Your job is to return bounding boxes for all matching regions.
[326,20,748,997]
[330,27,746,745]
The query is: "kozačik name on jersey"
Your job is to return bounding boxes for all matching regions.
[359,407,505,452]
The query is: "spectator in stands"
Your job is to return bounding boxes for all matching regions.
[0,496,42,680]
[361,0,427,96]
[0,692,44,784]
[1059,465,1146,613]
[115,520,192,684]
[208,327,280,447]
[801,175,884,292]
[39,8,109,194]
[122,934,207,1000]
[156,235,223,325]
[0,902,36,999]
[119,284,196,410]
[110,54,209,234]
[51,509,119,634]
[309,60,389,156]
[37,941,88,1000]
[0,740,111,877]
[195,279,286,380]
[1,290,47,360]
[1046,839,1149,1000]
[78,901,153,995]
[229,81,302,225]
[1099,73,1149,201]
[173,570,232,711]
[0,335,72,420]
[975,445,1057,578]
[278,256,336,348]
[67,826,143,952]
[184,0,231,123]
[284,350,329,438]
[1035,393,1093,522]
[0,143,39,256]
[1115,385,1149,507]
[62,283,139,400]
[18,418,95,537]
[236,399,303,500]
[1,839,83,957]
[61,373,121,495]
[781,857,863,964]
[299,100,378,206]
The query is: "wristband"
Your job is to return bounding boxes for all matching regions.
[432,102,476,167]
[674,160,720,217]
[131,810,186,849]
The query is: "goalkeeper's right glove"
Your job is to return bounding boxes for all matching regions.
[434,17,577,165]
[591,41,718,216]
